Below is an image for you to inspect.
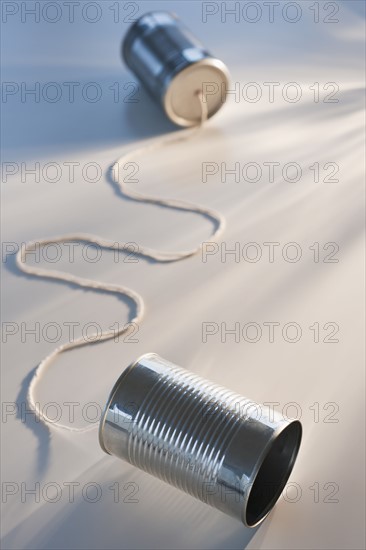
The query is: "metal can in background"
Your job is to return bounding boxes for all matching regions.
[99,353,302,527]
[122,12,230,126]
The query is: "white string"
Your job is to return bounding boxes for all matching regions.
[16,92,226,432]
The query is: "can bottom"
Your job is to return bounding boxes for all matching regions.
[163,58,230,127]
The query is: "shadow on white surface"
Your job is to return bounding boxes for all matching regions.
[2,70,178,160]
[2,457,260,550]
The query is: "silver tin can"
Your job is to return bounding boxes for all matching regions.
[99,353,302,527]
[122,12,230,126]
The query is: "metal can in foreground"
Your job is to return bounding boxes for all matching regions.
[99,353,302,527]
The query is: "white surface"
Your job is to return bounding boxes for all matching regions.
[1,1,365,549]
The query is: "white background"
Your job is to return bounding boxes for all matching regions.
[1,1,365,549]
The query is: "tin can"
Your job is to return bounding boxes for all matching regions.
[99,353,302,527]
[122,12,230,126]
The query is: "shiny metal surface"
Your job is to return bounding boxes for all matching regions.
[122,12,230,126]
[99,353,302,527]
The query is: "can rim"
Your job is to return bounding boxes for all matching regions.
[242,419,302,527]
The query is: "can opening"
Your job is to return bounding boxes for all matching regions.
[245,421,302,527]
